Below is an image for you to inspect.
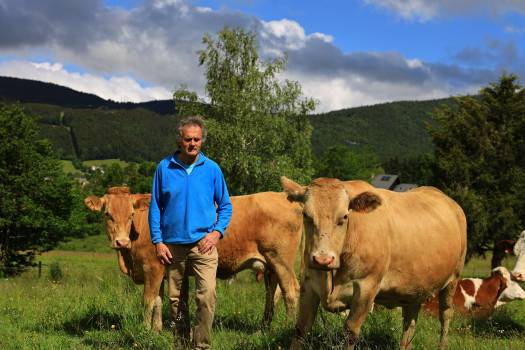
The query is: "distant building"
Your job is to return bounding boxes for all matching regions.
[393,183,418,192]
[371,174,400,190]
[371,174,417,192]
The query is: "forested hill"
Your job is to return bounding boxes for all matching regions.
[0,76,176,115]
[1,76,454,162]
[310,98,454,161]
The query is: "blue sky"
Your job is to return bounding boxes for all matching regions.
[0,0,524,112]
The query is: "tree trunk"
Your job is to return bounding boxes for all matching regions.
[491,244,504,269]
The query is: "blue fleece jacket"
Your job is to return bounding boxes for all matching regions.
[149,152,232,245]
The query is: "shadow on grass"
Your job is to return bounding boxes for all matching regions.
[214,313,261,333]
[62,305,124,336]
[267,309,399,350]
[467,310,525,338]
[228,328,295,350]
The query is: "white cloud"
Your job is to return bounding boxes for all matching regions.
[261,19,333,51]
[283,69,475,113]
[0,0,520,111]
[0,60,172,102]
[364,0,437,21]
[364,0,525,21]
[506,25,525,34]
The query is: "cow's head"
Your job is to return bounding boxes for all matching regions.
[282,176,382,270]
[511,230,525,281]
[491,266,510,297]
[494,266,525,304]
[84,187,150,249]
[495,239,516,255]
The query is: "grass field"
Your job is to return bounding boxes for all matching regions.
[59,160,83,176]
[82,159,129,168]
[1,234,525,350]
[60,159,129,176]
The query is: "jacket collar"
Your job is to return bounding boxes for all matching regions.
[169,151,207,168]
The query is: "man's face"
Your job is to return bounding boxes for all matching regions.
[178,124,203,160]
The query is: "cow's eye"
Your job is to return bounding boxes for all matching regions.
[337,215,348,226]
[303,212,313,222]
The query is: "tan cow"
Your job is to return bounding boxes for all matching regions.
[85,187,303,330]
[84,187,164,331]
[281,177,467,350]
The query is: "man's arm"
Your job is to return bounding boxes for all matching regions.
[198,166,232,255]
[155,242,173,264]
[149,164,172,264]
[198,231,221,255]
[211,167,232,236]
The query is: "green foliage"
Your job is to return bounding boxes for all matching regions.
[4,77,458,166]
[0,104,84,275]
[383,153,436,185]
[175,27,317,194]
[311,99,453,162]
[38,123,76,159]
[49,261,63,282]
[429,74,525,263]
[315,145,383,181]
[26,103,180,162]
[82,161,157,196]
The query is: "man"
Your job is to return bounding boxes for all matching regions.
[149,115,232,349]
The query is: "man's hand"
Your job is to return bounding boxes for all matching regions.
[198,231,221,255]
[155,242,173,264]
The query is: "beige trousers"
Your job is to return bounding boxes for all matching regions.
[167,243,218,349]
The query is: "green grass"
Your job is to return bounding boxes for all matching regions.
[59,160,83,176]
[462,254,517,278]
[56,234,113,254]
[82,159,129,168]
[2,244,525,349]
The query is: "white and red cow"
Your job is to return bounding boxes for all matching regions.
[511,230,525,281]
[423,266,525,319]
[282,177,467,350]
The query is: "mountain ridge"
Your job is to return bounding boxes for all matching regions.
[0,76,450,162]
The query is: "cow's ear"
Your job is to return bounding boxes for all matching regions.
[281,176,307,202]
[490,266,510,290]
[133,194,151,210]
[349,192,382,213]
[496,240,516,254]
[492,269,509,290]
[84,195,106,212]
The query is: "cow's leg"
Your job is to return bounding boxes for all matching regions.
[400,303,421,350]
[344,279,377,350]
[289,277,320,350]
[143,265,165,332]
[267,256,299,319]
[262,268,279,329]
[143,265,164,331]
[273,285,282,308]
[438,279,457,350]
[152,277,165,331]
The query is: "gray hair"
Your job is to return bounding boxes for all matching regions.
[176,115,208,143]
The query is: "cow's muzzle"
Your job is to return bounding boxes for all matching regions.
[310,253,337,270]
[511,271,524,281]
[112,238,131,249]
